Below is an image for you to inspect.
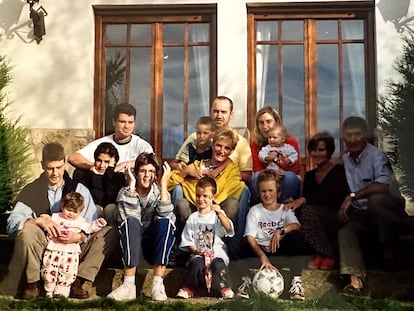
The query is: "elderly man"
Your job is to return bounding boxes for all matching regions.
[338,116,405,294]
[2,142,117,299]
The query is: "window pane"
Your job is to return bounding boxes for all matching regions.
[130,48,151,142]
[189,23,209,43]
[105,48,127,134]
[131,24,151,44]
[342,20,364,40]
[317,20,338,40]
[257,45,278,107]
[257,21,278,41]
[105,25,127,44]
[188,46,210,127]
[343,43,365,117]
[317,44,340,156]
[282,20,303,40]
[164,24,184,43]
[163,47,184,158]
[282,45,305,155]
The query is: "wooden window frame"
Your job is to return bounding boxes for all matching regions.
[93,5,217,159]
[247,1,376,168]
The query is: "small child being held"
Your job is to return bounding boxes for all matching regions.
[171,116,214,171]
[258,125,300,175]
[41,191,107,298]
[176,176,235,299]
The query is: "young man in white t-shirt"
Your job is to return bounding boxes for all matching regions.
[68,103,153,172]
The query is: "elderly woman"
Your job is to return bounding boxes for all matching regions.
[168,128,250,259]
[248,106,301,206]
[283,132,349,270]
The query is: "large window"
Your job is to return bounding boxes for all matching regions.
[94,5,217,159]
[247,2,375,167]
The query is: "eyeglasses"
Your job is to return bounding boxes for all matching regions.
[137,169,156,175]
[344,132,364,140]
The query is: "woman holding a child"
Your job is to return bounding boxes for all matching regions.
[248,106,301,206]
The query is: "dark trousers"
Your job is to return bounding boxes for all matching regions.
[183,257,232,296]
[367,193,410,242]
[245,230,312,276]
[339,193,407,277]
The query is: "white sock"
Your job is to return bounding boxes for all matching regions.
[153,275,163,285]
[124,275,135,285]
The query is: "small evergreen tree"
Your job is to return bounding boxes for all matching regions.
[378,34,414,199]
[0,56,34,221]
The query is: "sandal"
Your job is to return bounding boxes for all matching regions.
[342,283,363,295]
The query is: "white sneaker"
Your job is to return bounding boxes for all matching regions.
[289,278,305,301]
[107,283,136,301]
[221,288,235,299]
[151,281,167,301]
[176,287,193,299]
[237,276,251,299]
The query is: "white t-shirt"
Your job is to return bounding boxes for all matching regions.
[180,210,234,265]
[78,134,153,164]
[244,203,299,253]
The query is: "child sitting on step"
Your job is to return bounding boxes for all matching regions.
[176,176,235,299]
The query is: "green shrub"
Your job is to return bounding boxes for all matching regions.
[0,56,34,227]
[378,35,414,199]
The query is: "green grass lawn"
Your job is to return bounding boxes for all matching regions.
[1,292,413,311]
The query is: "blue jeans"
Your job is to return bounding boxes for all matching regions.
[225,186,251,260]
[247,171,301,206]
[170,184,184,208]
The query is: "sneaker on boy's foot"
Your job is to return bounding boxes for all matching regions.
[221,287,235,299]
[237,276,251,299]
[107,283,136,301]
[289,278,305,301]
[152,281,167,301]
[176,287,194,299]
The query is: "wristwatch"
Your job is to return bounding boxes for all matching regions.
[279,227,285,236]
[350,192,356,200]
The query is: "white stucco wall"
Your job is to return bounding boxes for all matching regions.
[375,0,414,96]
[0,0,388,131]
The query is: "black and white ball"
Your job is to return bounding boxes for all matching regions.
[252,269,284,298]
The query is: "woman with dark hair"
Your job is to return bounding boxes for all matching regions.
[283,132,349,270]
[248,106,301,206]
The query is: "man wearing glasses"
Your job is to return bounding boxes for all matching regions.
[107,153,176,302]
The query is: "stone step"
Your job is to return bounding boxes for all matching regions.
[88,257,414,301]
[1,235,413,301]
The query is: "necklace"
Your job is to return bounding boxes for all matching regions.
[206,160,220,171]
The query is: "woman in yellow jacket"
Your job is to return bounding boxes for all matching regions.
[168,128,251,260]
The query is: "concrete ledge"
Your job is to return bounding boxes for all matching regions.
[89,255,414,301]
[1,235,414,300]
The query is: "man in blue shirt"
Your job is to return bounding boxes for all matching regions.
[1,142,118,299]
[338,116,405,294]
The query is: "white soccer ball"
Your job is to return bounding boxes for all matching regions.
[252,269,284,299]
